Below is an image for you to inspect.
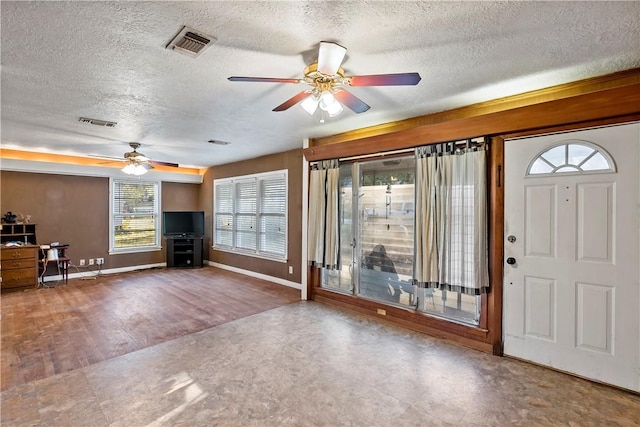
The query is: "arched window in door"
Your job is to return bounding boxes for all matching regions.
[526,140,616,176]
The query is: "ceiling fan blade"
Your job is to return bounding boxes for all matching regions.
[96,159,124,165]
[273,91,312,112]
[149,160,179,168]
[88,154,124,161]
[348,72,422,86]
[334,90,370,114]
[317,41,347,75]
[228,76,300,84]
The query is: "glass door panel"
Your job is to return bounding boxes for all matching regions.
[419,289,481,325]
[357,157,415,307]
[321,163,354,293]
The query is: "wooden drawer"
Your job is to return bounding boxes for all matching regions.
[0,246,38,261]
[1,258,36,270]
[1,246,38,290]
[1,268,38,289]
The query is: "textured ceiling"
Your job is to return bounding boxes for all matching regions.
[1,1,639,168]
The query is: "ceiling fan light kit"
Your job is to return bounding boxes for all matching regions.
[228,41,421,122]
[121,162,149,176]
[300,95,319,115]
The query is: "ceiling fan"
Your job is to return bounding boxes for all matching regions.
[228,41,421,121]
[91,142,179,175]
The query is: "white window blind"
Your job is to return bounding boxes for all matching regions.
[235,179,258,251]
[259,175,287,256]
[111,180,160,252]
[214,181,233,248]
[213,170,287,260]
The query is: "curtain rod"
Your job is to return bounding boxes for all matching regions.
[309,148,415,166]
[309,137,488,165]
[338,148,415,163]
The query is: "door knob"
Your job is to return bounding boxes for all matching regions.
[506,257,516,265]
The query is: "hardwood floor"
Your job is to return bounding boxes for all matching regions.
[0,266,300,391]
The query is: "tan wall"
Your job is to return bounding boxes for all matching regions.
[0,171,200,269]
[161,181,202,252]
[200,148,303,284]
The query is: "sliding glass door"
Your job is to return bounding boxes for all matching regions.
[322,157,416,308]
[357,158,415,306]
[320,152,482,325]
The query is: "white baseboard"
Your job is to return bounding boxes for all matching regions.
[42,263,166,283]
[206,261,302,293]
[43,262,302,298]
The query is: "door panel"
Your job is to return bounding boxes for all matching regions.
[576,282,613,354]
[524,185,556,257]
[321,163,354,293]
[576,183,614,263]
[524,275,556,341]
[504,122,640,392]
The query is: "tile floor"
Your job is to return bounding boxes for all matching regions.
[2,302,639,426]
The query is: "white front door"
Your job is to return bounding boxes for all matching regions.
[503,123,640,392]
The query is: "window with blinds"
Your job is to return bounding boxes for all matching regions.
[110,179,160,253]
[213,170,287,260]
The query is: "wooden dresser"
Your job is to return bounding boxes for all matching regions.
[1,245,39,291]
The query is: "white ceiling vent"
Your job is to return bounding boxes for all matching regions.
[79,117,117,127]
[208,139,231,145]
[166,26,216,58]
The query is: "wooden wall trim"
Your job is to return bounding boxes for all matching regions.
[502,113,640,140]
[304,82,640,162]
[0,148,203,175]
[309,68,640,147]
[313,293,494,353]
[487,136,505,355]
[313,288,490,340]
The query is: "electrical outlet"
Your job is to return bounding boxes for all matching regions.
[96,257,104,265]
[288,266,293,274]
[88,258,94,265]
[79,259,85,266]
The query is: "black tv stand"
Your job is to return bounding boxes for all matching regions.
[166,236,203,268]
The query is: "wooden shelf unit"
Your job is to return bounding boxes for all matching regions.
[166,236,203,268]
[1,224,39,291]
[0,223,37,245]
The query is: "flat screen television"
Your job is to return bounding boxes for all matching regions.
[162,211,205,237]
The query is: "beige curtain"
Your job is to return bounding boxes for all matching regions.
[415,151,438,282]
[414,144,489,295]
[307,159,340,269]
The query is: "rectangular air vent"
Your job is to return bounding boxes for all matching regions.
[79,117,117,127]
[166,26,216,58]
[208,139,231,145]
